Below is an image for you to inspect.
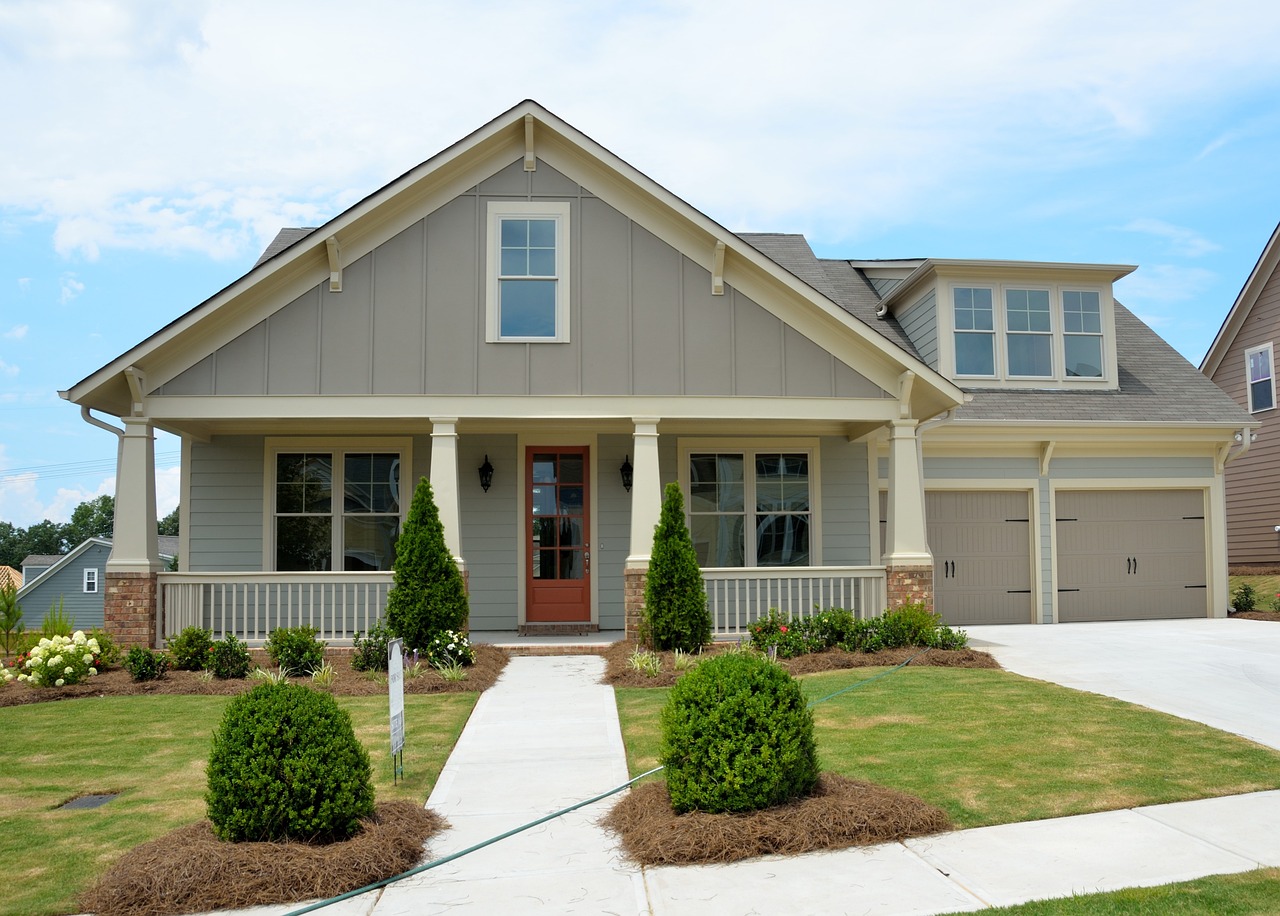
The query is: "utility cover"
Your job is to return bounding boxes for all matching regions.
[59,794,117,810]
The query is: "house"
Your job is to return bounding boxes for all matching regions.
[1201,222,1280,570]
[0,566,20,592]
[59,101,1253,648]
[16,537,178,632]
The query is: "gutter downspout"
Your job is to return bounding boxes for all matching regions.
[1223,427,1257,466]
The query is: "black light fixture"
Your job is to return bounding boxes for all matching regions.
[620,455,633,492]
[478,455,494,492]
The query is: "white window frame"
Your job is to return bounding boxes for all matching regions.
[1062,289,1105,379]
[83,568,98,593]
[1003,287,1054,379]
[262,438,412,572]
[678,439,822,568]
[1247,342,1276,413]
[953,286,997,379]
[485,200,571,343]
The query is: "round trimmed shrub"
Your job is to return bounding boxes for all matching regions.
[167,626,214,671]
[206,682,374,843]
[659,652,818,814]
[207,635,251,679]
[264,625,326,675]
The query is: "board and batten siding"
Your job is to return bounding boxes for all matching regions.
[155,160,886,403]
[18,542,112,630]
[1208,264,1280,565]
[898,289,939,370]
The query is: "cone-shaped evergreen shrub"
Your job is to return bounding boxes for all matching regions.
[660,652,819,813]
[643,482,712,652]
[206,682,374,842]
[385,476,470,652]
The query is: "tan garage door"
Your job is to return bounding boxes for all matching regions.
[1055,490,1207,622]
[927,491,1035,626]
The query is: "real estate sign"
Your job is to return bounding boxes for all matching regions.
[388,638,404,759]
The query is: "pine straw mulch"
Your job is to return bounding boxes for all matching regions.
[602,774,951,866]
[0,645,508,707]
[81,800,444,916]
[602,640,1000,688]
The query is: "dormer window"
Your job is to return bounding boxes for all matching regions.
[1005,289,1052,377]
[954,287,995,376]
[1063,291,1103,378]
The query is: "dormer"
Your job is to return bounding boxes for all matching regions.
[872,260,1135,390]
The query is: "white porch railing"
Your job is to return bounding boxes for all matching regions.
[702,566,887,639]
[158,572,393,644]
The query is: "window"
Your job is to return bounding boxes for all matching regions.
[687,450,811,567]
[83,568,98,593]
[1063,290,1103,378]
[1247,343,1275,413]
[954,287,995,376]
[1005,288,1052,377]
[486,201,570,342]
[274,450,402,571]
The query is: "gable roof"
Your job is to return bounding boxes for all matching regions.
[0,566,20,591]
[17,537,178,599]
[61,101,964,422]
[1201,222,1280,378]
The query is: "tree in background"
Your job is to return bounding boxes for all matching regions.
[384,477,469,652]
[157,505,180,536]
[61,495,115,548]
[642,482,712,652]
[0,497,178,569]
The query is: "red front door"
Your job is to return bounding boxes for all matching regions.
[526,447,591,622]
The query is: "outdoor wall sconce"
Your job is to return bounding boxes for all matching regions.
[620,455,633,492]
[478,455,494,492]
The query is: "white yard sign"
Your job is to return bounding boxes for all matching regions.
[388,638,405,760]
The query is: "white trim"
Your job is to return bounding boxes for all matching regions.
[677,437,822,568]
[485,200,571,343]
[1245,342,1276,413]
[83,567,98,593]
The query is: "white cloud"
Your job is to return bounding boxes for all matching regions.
[58,274,85,304]
[4,325,28,340]
[16,278,31,293]
[0,359,18,377]
[1122,219,1221,258]
[156,463,180,518]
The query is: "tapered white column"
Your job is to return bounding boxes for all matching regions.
[883,419,932,564]
[107,417,161,573]
[626,418,663,568]
[429,418,463,561]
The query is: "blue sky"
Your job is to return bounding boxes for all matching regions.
[3,0,1280,527]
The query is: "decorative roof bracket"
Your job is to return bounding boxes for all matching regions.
[1040,440,1055,476]
[326,236,342,292]
[711,241,726,295]
[524,114,537,171]
[897,370,915,418]
[124,366,147,417]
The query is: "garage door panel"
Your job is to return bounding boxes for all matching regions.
[928,491,1034,627]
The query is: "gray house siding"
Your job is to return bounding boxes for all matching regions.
[820,437,871,565]
[187,437,266,572]
[595,434,633,630]
[17,542,111,631]
[458,435,517,631]
[898,290,939,370]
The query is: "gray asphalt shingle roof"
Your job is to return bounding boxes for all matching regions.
[254,228,316,267]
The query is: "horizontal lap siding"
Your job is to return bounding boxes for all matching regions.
[458,435,517,631]
[899,290,938,370]
[18,543,111,630]
[596,434,632,630]
[188,437,265,571]
[820,438,870,565]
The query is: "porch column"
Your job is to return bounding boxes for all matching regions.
[883,419,934,610]
[106,416,162,648]
[625,418,662,637]
[429,417,464,566]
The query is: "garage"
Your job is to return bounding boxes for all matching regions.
[1055,489,1208,621]
[926,490,1036,626]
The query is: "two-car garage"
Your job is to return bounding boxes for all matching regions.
[919,488,1210,625]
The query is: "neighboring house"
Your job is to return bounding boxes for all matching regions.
[60,101,1253,648]
[0,566,20,592]
[1202,222,1280,570]
[17,537,178,632]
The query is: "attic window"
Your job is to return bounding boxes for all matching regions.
[83,568,98,594]
[486,201,570,342]
[1247,343,1275,413]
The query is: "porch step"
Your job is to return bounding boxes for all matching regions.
[469,629,622,657]
[517,623,600,636]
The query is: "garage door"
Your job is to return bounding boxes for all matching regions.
[1055,490,1207,621]
[927,491,1035,626]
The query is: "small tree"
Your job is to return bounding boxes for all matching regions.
[385,476,469,652]
[643,482,712,652]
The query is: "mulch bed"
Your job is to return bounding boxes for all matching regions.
[1230,611,1280,622]
[602,640,1000,688]
[81,800,445,916]
[0,645,508,707]
[602,774,951,865]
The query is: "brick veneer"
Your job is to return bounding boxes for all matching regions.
[104,572,159,648]
[623,567,647,640]
[885,564,934,611]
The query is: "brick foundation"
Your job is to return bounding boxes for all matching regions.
[624,567,647,641]
[104,572,159,648]
[885,564,934,612]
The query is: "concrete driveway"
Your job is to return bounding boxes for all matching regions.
[966,618,1280,750]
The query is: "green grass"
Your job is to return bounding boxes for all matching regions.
[615,667,1280,829]
[1229,575,1280,611]
[942,867,1280,914]
[0,692,477,916]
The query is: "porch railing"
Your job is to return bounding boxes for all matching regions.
[702,566,886,639]
[158,572,393,644]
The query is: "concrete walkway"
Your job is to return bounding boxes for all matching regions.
[202,624,1280,915]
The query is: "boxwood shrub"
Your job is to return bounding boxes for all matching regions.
[206,682,374,843]
[122,646,171,682]
[660,652,818,814]
[207,635,251,680]
[264,625,326,675]
[167,626,214,671]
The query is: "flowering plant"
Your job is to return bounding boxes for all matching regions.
[0,658,12,683]
[423,629,476,667]
[16,631,100,687]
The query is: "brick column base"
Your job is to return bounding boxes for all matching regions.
[105,572,159,648]
[885,564,934,612]
[624,567,647,642]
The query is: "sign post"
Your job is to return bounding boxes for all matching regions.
[388,637,405,783]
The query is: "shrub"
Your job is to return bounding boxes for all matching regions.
[643,482,712,653]
[264,625,327,675]
[41,600,73,638]
[385,477,470,652]
[206,635,251,679]
[660,652,818,814]
[12,632,101,687]
[87,628,121,670]
[867,602,944,650]
[351,622,394,672]
[206,682,375,842]
[167,626,214,671]
[123,646,171,681]
[1232,582,1258,612]
[422,629,475,667]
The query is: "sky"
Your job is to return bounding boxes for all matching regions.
[3,0,1280,528]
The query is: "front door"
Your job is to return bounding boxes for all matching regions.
[526,447,591,622]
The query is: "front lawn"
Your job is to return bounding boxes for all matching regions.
[614,667,1280,829]
[0,693,477,916]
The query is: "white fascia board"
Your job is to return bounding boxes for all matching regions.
[878,259,1138,314]
[1201,221,1280,377]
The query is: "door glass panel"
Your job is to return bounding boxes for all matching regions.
[559,486,584,515]
[559,518,582,548]
[559,455,583,484]
[532,456,557,483]
[559,550,582,579]
[532,486,556,516]
[532,549,556,579]
[533,516,557,548]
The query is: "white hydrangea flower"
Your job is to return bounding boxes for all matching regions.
[88,667,97,676]
[55,678,65,687]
